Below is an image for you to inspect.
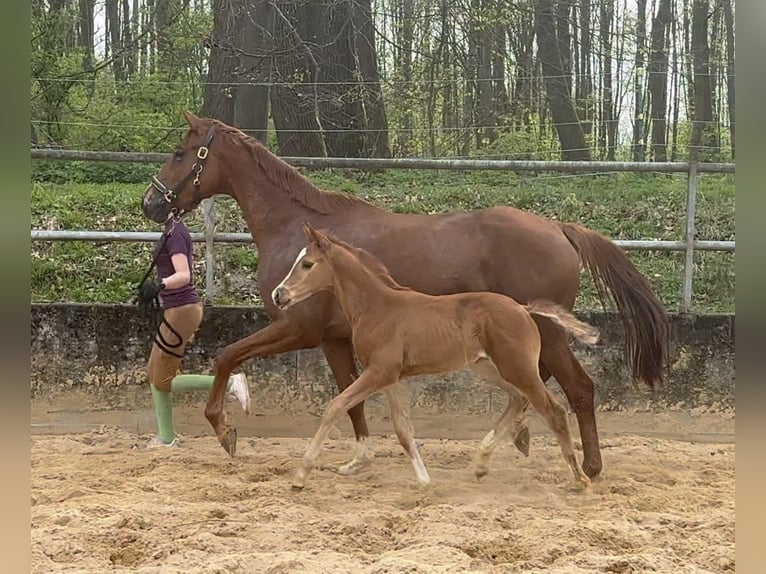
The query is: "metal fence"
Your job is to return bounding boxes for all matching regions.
[30,149,735,313]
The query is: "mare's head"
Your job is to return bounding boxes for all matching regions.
[271,224,337,310]
[142,111,229,223]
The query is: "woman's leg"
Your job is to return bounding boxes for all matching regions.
[146,303,204,446]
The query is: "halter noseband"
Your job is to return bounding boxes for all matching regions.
[150,126,215,206]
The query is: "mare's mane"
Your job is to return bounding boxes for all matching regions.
[210,120,371,215]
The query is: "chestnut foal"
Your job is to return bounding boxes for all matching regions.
[273,225,600,490]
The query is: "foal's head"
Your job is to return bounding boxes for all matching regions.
[272,225,336,310]
[142,111,229,223]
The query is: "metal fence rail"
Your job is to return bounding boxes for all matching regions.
[30,149,736,312]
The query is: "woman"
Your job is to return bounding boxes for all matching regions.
[137,213,251,448]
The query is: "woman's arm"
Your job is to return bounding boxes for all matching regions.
[161,253,192,290]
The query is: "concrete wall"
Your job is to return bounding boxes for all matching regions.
[31,304,735,415]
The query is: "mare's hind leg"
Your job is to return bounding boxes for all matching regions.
[536,318,603,478]
[384,382,430,486]
[470,357,530,457]
[321,338,374,476]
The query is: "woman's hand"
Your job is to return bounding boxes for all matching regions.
[138,280,165,305]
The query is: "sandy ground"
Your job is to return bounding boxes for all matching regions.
[31,406,735,574]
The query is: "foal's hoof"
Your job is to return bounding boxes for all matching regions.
[217,426,238,457]
[474,466,489,481]
[514,427,530,458]
[291,468,308,490]
[336,458,373,476]
[574,476,592,491]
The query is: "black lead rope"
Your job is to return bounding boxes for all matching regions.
[134,223,186,358]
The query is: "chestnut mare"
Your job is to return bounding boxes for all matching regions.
[141,112,669,479]
[273,225,600,490]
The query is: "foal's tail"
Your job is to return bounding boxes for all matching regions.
[525,300,600,347]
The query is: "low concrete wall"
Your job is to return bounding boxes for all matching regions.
[31,304,735,414]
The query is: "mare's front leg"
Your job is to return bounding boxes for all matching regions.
[206,318,314,456]
[292,365,398,490]
[321,338,375,476]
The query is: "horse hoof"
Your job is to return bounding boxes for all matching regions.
[474,467,489,481]
[218,426,238,457]
[582,460,603,479]
[514,427,530,457]
[337,458,372,476]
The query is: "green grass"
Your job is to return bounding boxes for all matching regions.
[30,170,735,312]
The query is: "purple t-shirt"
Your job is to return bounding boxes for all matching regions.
[153,219,200,309]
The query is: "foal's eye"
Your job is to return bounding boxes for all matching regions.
[301,261,314,270]
[174,149,184,159]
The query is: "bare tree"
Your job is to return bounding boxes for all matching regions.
[351,0,391,157]
[722,0,735,158]
[632,0,647,161]
[690,0,715,160]
[535,0,591,160]
[233,0,274,143]
[648,0,671,161]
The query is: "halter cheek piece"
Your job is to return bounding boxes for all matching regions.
[149,126,216,210]
[141,126,214,358]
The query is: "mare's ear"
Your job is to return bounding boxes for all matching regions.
[182,110,202,130]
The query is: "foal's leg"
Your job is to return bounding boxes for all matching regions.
[384,382,430,486]
[472,391,521,480]
[321,338,375,476]
[493,358,590,489]
[470,357,531,456]
[206,319,314,456]
[293,366,398,490]
[536,318,603,478]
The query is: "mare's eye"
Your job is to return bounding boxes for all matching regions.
[301,261,314,270]
[174,149,184,159]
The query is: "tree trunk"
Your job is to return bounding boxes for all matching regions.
[201,0,240,124]
[106,0,124,80]
[534,0,591,160]
[233,0,273,143]
[78,0,95,71]
[632,0,647,161]
[576,0,593,136]
[599,0,615,159]
[722,0,735,158]
[648,0,671,161]
[351,0,391,157]
[269,0,326,156]
[314,0,366,158]
[690,0,715,161]
[476,0,495,147]
[121,0,133,78]
[397,0,415,154]
[556,0,573,95]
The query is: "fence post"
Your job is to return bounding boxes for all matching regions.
[202,197,216,303]
[681,162,698,313]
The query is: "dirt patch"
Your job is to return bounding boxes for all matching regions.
[31,414,734,573]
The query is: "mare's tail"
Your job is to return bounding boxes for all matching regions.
[525,300,600,346]
[557,222,669,394]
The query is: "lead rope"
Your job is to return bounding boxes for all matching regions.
[134,219,183,354]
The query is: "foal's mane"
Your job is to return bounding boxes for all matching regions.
[324,234,413,292]
[210,120,368,214]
